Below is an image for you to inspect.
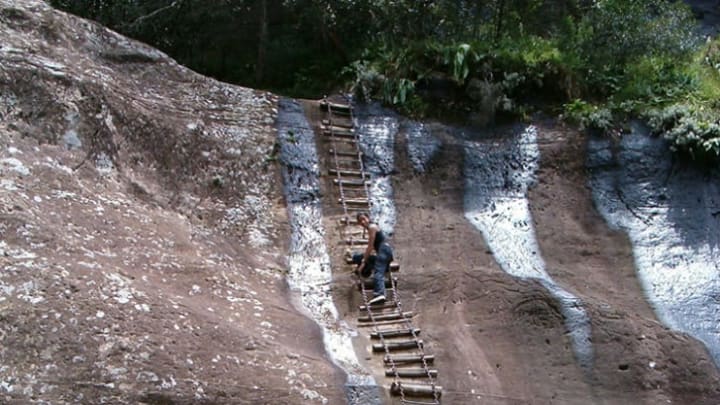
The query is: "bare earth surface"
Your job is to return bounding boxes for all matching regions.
[3,1,720,404]
[1,1,343,403]
[529,122,720,404]
[313,111,720,404]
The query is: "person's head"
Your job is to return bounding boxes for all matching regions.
[356,212,370,228]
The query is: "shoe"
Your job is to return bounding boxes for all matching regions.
[368,295,386,305]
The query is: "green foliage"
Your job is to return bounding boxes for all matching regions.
[448,43,474,83]
[49,0,372,97]
[619,57,697,106]
[343,60,378,102]
[695,38,720,105]
[344,0,718,166]
[575,0,698,69]
[489,36,567,98]
[343,48,417,107]
[705,39,720,74]
[645,105,720,162]
[49,0,720,165]
[563,99,613,132]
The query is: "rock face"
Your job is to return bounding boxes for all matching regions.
[3,1,720,404]
[0,1,343,403]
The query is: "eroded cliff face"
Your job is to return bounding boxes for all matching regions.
[0,1,343,403]
[4,1,720,404]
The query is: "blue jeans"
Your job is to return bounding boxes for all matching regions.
[352,243,393,297]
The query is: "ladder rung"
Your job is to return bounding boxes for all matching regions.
[320,101,352,114]
[339,185,367,192]
[371,328,419,339]
[385,368,438,378]
[334,178,369,187]
[324,130,356,138]
[322,125,355,134]
[396,399,441,405]
[339,216,360,225]
[329,149,361,157]
[372,339,423,352]
[340,192,369,201]
[390,382,442,398]
[339,198,369,205]
[329,168,363,177]
[358,311,412,323]
[320,100,352,110]
[359,301,399,311]
[322,119,353,128]
[332,157,361,165]
[385,354,434,365]
[360,287,397,295]
[357,317,409,327]
[345,238,368,245]
[345,228,366,236]
[325,109,352,116]
[325,136,358,144]
[338,197,370,210]
[333,165,362,172]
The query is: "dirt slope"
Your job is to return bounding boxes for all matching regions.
[4,1,720,404]
[529,122,720,404]
[312,106,720,404]
[0,1,343,403]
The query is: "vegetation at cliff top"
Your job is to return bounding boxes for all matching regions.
[49,0,720,164]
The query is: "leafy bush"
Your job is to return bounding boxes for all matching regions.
[563,99,613,132]
[344,60,382,102]
[576,0,698,69]
[619,57,697,106]
[705,39,720,74]
[339,0,716,166]
[645,106,720,162]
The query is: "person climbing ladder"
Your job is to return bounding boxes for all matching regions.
[351,212,393,305]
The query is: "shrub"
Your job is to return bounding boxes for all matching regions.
[563,99,614,132]
[577,0,698,70]
[645,105,720,162]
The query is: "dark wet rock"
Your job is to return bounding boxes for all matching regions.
[354,102,398,177]
[354,102,398,234]
[684,0,720,37]
[463,124,593,370]
[588,122,720,367]
[277,98,379,404]
[403,120,441,173]
[277,99,322,204]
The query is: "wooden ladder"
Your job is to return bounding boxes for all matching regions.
[319,96,442,404]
